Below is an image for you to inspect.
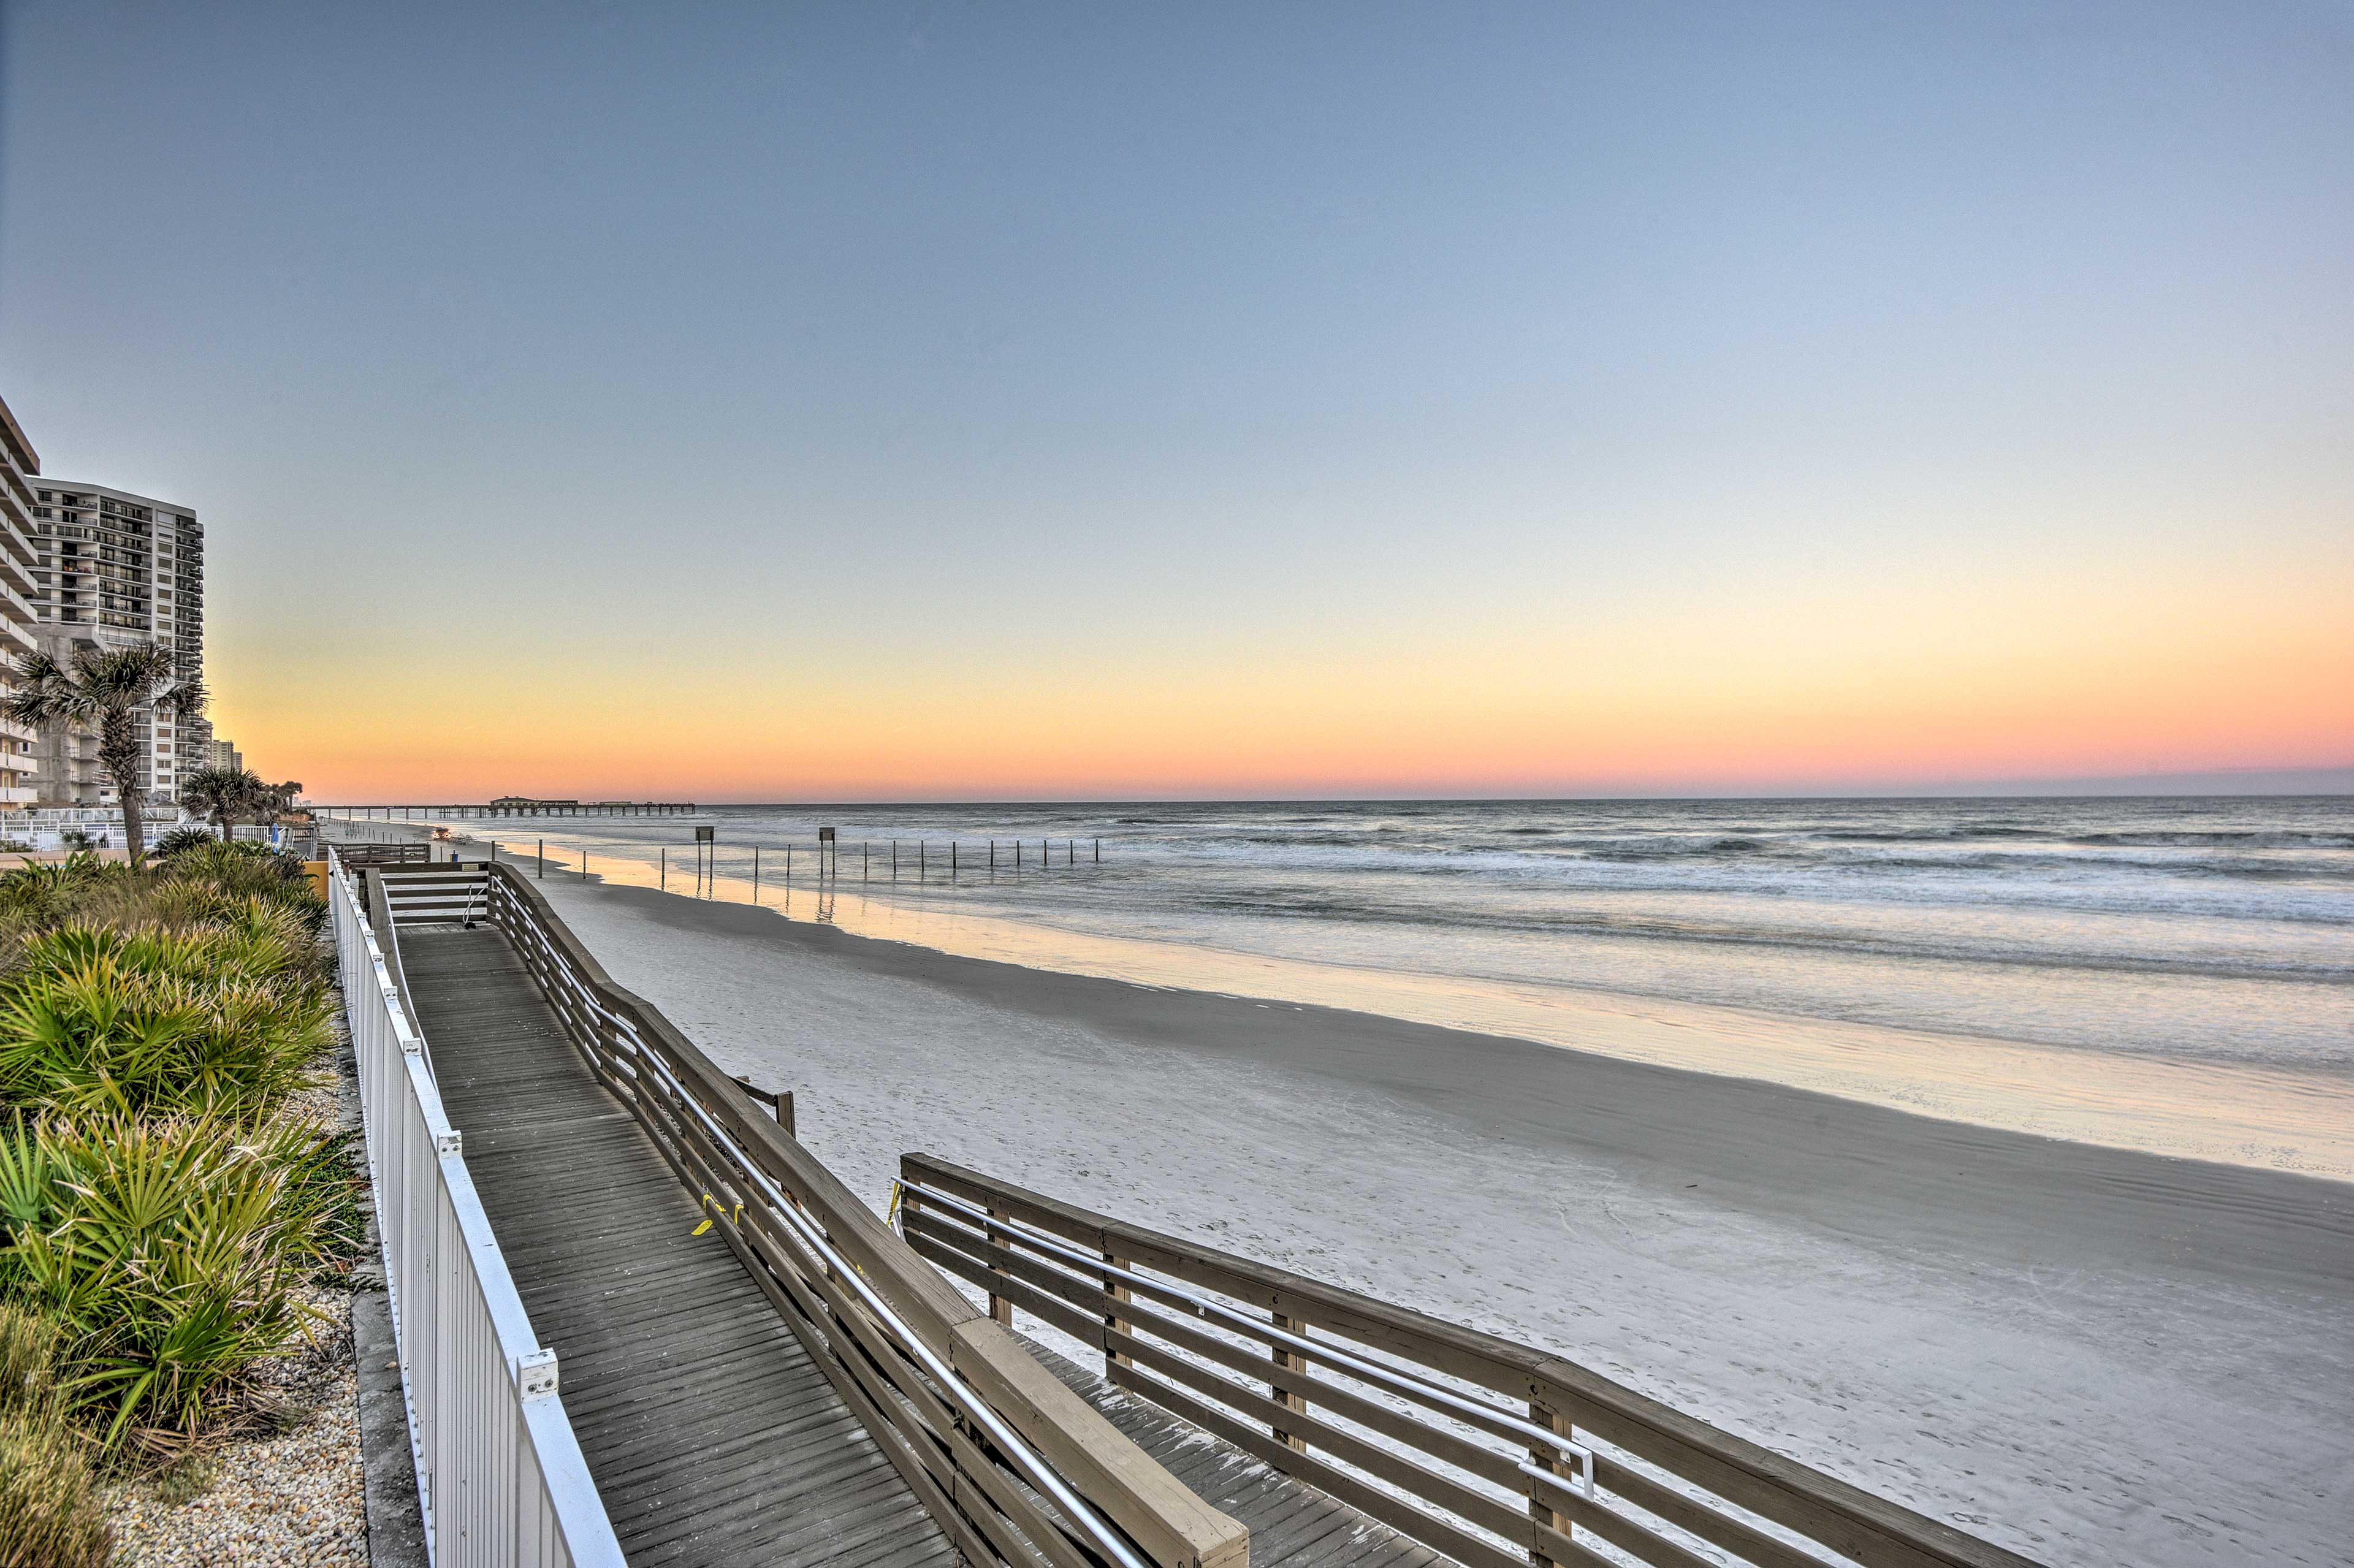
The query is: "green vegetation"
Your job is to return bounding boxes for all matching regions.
[0,839,362,1534]
[175,769,251,843]
[148,827,218,861]
[0,1307,110,1567]
[168,770,306,853]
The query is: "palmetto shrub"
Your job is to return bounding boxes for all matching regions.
[0,1111,356,1452]
[0,826,361,1471]
[158,843,322,924]
[0,921,332,1118]
[150,826,219,860]
[0,857,126,935]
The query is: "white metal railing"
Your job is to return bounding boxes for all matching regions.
[329,851,623,1568]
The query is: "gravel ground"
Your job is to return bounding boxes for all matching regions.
[101,1287,367,1567]
[99,1068,372,1567]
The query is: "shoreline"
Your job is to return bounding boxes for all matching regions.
[525,869,2354,1566]
[433,822,2354,1181]
[582,875,2354,1275]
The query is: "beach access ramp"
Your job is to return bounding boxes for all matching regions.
[338,854,1474,1568]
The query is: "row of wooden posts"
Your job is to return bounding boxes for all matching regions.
[514,837,1106,893]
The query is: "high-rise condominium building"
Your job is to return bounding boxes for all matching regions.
[26,481,206,807]
[0,397,45,815]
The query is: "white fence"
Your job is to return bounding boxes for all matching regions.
[329,852,623,1568]
[2,809,194,853]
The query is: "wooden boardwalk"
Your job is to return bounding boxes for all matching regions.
[403,927,955,1568]
[400,922,1441,1568]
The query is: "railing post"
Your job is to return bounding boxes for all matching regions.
[1103,1250,1132,1377]
[1529,1397,1571,1566]
[988,1204,1013,1326]
[1273,1312,1307,1452]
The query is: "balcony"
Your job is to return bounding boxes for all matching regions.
[0,787,39,806]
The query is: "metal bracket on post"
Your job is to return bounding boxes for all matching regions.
[435,1128,463,1157]
[516,1348,560,1401]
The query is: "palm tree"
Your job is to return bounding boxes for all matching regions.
[181,766,251,840]
[2,645,207,867]
[245,776,297,835]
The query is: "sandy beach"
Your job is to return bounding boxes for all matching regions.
[511,869,2353,1567]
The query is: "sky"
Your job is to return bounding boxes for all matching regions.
[1,2,2347,802]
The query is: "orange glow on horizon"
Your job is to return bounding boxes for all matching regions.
[219,558,2353,802]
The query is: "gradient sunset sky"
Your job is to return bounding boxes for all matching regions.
[2,3,2347,801]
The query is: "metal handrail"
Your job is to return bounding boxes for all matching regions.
[900,1179,1598,1495]
[612,1011,1155,1568]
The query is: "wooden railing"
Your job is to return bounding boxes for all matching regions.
[474,866,1247,1568]
[899,1156,2046,1568]
[325,839,430,869]
[373,862,491,925]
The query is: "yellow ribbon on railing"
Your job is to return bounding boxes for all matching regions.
[690,1190,742,1236]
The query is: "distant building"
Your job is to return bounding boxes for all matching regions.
[25,481,206,807]
[207,737,243,774]
[0,397,45,815]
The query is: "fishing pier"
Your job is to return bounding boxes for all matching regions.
[315,798,697,819]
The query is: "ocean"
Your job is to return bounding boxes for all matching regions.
[448,796,2354,1176]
